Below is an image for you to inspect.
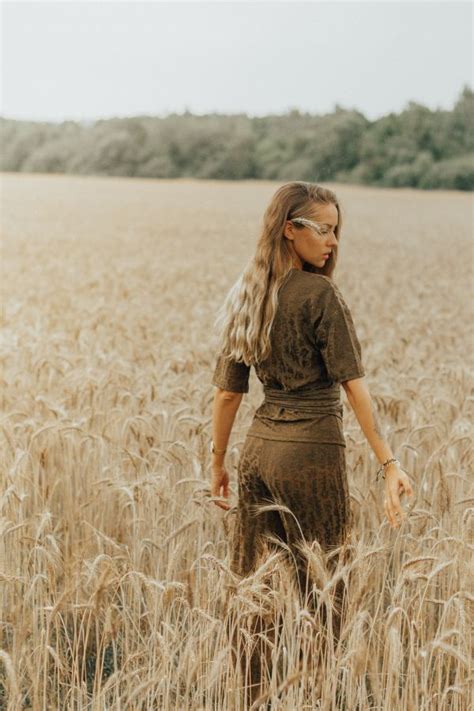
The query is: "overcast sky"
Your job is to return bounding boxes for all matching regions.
[1,0,472,123]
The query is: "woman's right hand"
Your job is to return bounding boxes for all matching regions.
[383,465,414,528]
[210,462,231,511]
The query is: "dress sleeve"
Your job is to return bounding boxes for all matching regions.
[211,351,251,393]
[314,281,366,383]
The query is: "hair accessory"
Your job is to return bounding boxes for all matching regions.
[376,457,400,482]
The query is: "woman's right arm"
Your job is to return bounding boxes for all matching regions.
[342,377,414,528]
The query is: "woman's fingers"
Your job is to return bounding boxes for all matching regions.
[397,469,414,497]
[210,467,231,510]
[384,497,399,528]
[383,468,415,528]
[210,488,229,509]
[384,489,402,528]
[391,487,405,521]
[384,484,410,528]
[210,485,230,510]
[403,474,414,498]
[214,498,230,511]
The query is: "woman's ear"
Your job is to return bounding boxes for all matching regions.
[283,220,295,241]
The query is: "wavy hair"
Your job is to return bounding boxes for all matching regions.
[213,181,343,366]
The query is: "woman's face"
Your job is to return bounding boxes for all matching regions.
[284,202,339,269]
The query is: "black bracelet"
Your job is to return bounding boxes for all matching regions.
[376,457,400,482]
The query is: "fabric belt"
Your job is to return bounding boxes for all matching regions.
[262,383,342,415]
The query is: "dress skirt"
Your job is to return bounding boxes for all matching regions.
[229,433,354,601]
[226,434,354,706]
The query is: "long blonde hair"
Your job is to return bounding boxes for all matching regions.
[213,181,343,366]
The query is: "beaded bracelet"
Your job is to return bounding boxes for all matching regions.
[376,457,400,482]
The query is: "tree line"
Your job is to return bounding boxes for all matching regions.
[1,85,472,190]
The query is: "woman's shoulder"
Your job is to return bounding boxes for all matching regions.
[284,272,339,320]
[292,270,337,294]
[283,270,345,312]
[297,273,352,319]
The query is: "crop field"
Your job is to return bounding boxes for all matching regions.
[1,173,472,709]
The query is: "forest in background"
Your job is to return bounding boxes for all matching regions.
[1,84,472,190]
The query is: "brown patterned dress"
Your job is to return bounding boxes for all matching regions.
[212,269,365,588]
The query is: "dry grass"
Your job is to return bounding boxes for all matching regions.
[0,173,473,710]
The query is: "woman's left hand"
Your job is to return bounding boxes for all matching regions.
[210,464,231,510]
[384,465,414,528]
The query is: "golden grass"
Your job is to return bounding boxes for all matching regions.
[0,173,472,709]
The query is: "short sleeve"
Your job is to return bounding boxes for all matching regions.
[211,351,251,393]
[314,281,365,383]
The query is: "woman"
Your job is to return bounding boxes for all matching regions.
[209,181,413,705]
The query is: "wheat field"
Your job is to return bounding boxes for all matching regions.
[0,173,473,710]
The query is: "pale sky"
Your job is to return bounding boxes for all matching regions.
[1,0,472,123]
